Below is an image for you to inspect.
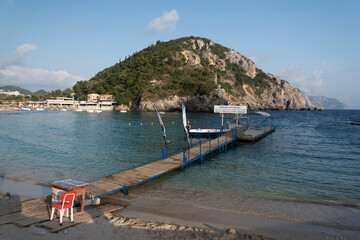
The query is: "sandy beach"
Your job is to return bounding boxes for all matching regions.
[0,178,359,240]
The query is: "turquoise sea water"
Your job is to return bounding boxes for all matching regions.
[1,110,360,228]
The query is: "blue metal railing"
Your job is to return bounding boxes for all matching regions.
[179,126,239,167]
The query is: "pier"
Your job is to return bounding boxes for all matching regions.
[87,126,274,199]
[238,126,275,142]
[1,124,274,232]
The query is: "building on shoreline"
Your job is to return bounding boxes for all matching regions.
[1,94,117,111]
[45,97,75,107]
[0,89,22,96]
[45,95,117,111]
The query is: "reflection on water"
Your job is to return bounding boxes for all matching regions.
[0,110,360,226]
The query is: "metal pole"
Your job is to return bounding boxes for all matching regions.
[199,136,202,156]
[162,148,165,160]
[183,150,186,165]
[166,143,168,158]
[208,131,211,150]
[179,138,181,153]
[188,148,190,163]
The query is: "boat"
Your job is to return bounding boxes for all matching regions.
[120,110,127,113]
[20,108,31,111]
[189,128,231,137]
[60,109,67,112]
[74,109,83,112]
[183,105,249,137]
[86,110,94,113]
[182,104,228,137]
[35,108,45,111]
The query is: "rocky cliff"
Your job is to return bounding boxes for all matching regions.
[304,95,350,109]
[74,37,306,112]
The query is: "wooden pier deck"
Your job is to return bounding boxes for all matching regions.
[1,125,274,233]
[87,129,240,199]
[0,195,124,232]
[87,126,274,199]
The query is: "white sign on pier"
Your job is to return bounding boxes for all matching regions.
[214,105,247,114]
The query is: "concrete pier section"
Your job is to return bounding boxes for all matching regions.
[237,126,275,142]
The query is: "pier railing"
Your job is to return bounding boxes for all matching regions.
[180,127,238,166]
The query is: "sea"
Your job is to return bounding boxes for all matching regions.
[0,110,359,230]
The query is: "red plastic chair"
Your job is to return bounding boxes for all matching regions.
[50,191,77,225]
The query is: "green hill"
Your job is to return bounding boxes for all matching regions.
[0,85,33,95]
[73,37,306,111]
[33,89,49,95]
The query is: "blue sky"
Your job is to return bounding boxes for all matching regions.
[0,0,359,108]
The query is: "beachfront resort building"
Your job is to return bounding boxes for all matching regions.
[45,97,75,107]
[87,94,115,102]
[99,94,115,101]
[87,94,100,102]
[0,89,22,96]
[44,95,116,111]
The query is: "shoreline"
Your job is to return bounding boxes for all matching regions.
[1,173,359,210]
[0,177,51,201]
[1,178,359,240]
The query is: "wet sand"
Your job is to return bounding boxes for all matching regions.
[103,189,360,240]
[1,178,359,240]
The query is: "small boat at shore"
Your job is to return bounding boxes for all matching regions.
[182,103,228,137]
[87,110,94,113]
[60,109,67,112]
[120,110,127,113]
[182,104,249,137]
[188,128,231,137]
[20,108,31,111]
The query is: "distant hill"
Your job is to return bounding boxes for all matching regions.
[0,86,49,95]
[73,36,306,111]
[33,90,49,95]
[304,95,350,109]
[0,85,33,95]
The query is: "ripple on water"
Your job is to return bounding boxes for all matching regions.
[0,110,359,211]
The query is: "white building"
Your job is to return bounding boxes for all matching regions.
[0,89,22,96]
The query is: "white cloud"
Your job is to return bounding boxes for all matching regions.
[249,52,278,64]
[0,65,82,90]
[14,43,37,58]
[147,10,179,33]
[0,43,83,91]
[277,66,327,95]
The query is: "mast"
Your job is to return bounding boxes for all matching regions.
[182,101,190,148]
[154,105,167,143]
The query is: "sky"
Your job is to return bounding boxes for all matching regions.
[0,0,359,108]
